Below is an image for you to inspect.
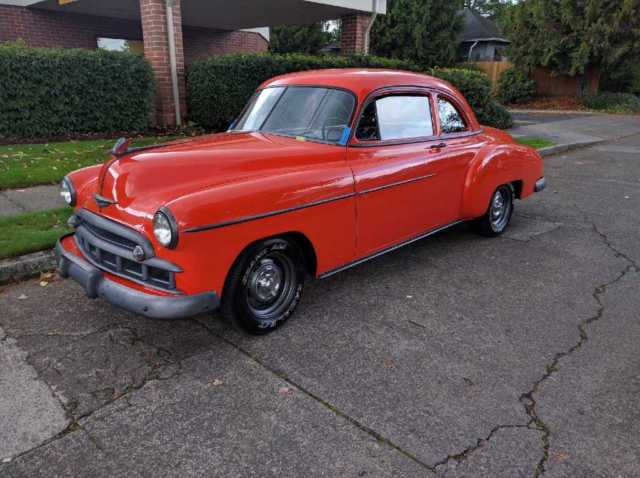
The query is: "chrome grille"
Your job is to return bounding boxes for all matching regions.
[73,209,180,293]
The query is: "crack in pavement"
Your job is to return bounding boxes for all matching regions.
[432,423,530,470]
[189,318,439,474]
[427,221,639,476]
[518,223,638,477]
[0,322,191,464]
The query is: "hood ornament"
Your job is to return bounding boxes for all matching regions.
[94,193,117,208]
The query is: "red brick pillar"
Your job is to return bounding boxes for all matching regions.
[340,13,371,54]
[140,0,186,127]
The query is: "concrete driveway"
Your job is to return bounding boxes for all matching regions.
[1,132,639,477]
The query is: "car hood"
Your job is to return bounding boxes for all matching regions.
[83,131,344,226]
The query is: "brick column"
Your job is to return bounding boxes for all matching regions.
[140,0,186,127]
[340,13,371,54]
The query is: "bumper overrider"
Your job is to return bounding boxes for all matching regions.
[55,235,219,320]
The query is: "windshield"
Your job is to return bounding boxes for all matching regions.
[231,86,356,144]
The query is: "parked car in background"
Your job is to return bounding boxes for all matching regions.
[56,69,545,334]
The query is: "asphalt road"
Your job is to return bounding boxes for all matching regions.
[1,135,639,477]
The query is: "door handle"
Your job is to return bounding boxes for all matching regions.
[428,142,447,149]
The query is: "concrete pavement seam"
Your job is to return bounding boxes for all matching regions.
[190,318,438,474]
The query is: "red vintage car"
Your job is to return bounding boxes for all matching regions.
[56,69,545,334]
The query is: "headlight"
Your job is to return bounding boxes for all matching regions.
[60,177,76,206]
[153,208,178,249]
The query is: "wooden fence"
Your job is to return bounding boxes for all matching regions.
[469,61,601,97]
[470,61,512,91]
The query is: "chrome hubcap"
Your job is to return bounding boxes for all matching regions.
[490,188,511,231]
[248,259,283,303]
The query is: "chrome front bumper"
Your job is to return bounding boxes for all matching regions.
[55,238,219,320]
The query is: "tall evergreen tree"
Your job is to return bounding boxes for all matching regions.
[508,0,640,76]
[371,0,464,67]
[269,23,332,54]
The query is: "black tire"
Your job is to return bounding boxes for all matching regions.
[221,237,305,335]
[474,184,515,237]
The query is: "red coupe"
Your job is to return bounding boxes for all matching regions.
[56,69,545,334]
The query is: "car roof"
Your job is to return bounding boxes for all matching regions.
[260,68,460,100]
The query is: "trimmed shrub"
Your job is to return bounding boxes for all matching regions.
[0,42,155,139]
[582,92,640,113]
[187,53,513,130]
[430,68,513,128]
[496,67,536,105]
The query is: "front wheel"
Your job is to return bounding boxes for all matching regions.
[474,184,515,237]
[221,238,304,335]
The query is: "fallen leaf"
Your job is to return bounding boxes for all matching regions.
[209,378,223,387]
[41,272,53,280]
[40,281,48,287]
[279,386,294,396]
[551,451,570,462]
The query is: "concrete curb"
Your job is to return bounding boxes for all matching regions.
[508,109,599,115]
[0,250,56,286]
[538,139,605,157]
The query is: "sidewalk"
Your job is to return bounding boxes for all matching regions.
[0,185,61,217]
[509,111,640,148]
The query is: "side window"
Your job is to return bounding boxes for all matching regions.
[356,95,433,141]
[437,97,468,134]
[356,102,379,140]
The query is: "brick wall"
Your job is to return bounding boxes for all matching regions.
[0,5,142,48]
[0,4,267,64]
[184,27,268,64]
[340,12,370,54]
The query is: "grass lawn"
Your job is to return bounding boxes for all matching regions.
[516,136,556,149]
[0,136,180,190]
[0,208,72,259]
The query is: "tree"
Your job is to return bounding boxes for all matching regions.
[508,0,640,77]
[463,0,517,33]
[269,23,332,54]
[371,0,464,67]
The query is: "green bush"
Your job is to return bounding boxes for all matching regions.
[187,53,513,130]
[0,42,155,139]
[582,92,640,113]
[430,68,513,129]
[496,67,536,105]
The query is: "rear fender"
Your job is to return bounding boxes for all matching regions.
[461,144,541,219]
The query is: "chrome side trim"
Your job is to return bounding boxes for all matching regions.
[184,192,356,233]
[358,173,436,195]
[318,220,464,279]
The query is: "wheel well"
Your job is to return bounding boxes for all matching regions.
[282,232,318,278]
[511,180,523,199]
[226,232,317,283]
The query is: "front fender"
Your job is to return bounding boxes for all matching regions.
[461,144,543,219]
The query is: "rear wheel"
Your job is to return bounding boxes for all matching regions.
[221,238,304,335]
[474,184,515,237]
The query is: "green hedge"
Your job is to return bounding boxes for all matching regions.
[430,68,513,129]
[0,42,155,139]
[496,67,536,105]
[187,53,513,130]
[582,92,640,113]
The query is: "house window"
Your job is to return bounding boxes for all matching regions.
[97,38,144,54]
